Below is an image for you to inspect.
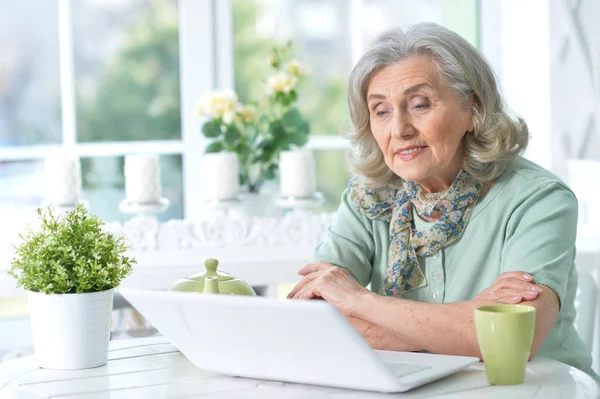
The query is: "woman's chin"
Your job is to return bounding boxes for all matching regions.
[392,165,429,183]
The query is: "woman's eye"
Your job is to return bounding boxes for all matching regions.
[410,97,430,111]
[373,105,390,117]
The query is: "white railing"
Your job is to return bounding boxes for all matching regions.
[0,210,336,297]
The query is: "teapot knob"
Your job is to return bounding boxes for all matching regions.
[204,276,220,294]
[205,258,219,273]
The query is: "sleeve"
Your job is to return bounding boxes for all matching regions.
[312,188,375,287]
[501,182,578,310]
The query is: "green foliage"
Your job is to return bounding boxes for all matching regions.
[230,0,351,207]
[202,120,222,138]
[77,0,180,144]
[298,75,348,136]
[232,0,276,104]
[205,141,224,153]
[232,0,349,139]
[8,204,135,294]
[199,41,311,192]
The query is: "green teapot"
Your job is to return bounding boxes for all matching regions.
[169,258,257,296]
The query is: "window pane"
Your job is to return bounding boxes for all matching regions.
[0,155,183,223]
[233,0,350,137]
[233,0,479,138]
[82,154,183,222]
[0,0,61,146]
[0,160,44,209]
[363,0,479,48]
[72,0,181,143]
[315,150,350,212]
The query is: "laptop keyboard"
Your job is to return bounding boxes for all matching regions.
[384,362,432,378]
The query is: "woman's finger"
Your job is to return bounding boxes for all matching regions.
[293,277,321,300]
[493,288,539,300]
[298,262,334,276]
[287,277,312,299]
[287,273,319,299]
[295,284,319,300]
[495,295,524,304]
[497,271,534,282]
[496,278,543,293]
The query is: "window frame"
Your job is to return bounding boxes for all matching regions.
[4,0,490,221]
[0,0,348,221]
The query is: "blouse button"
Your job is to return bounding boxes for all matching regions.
[432,291,440,300]
[432,252,440,260]
[433,271,441,280]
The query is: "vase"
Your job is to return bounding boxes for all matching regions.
[28,289,114,369]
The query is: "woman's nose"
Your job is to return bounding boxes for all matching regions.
[391,114,413,139]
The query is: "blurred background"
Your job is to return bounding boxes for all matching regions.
[0,0,598,221]
[0,0,599,359]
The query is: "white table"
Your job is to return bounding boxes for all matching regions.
[1,337,598,399]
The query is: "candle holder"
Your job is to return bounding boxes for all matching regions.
[202,196,242,208]
[119,197,170,218]
[196,196,244,220]
[275,192,325,210]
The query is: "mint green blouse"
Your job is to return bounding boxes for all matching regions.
[314,157,594,376]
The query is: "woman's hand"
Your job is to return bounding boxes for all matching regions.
[474,271,542,304]
[287,262,370,317]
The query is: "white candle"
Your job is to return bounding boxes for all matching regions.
[124,154,162,204]
[200,152,239,200]
[44,156,81,205]
[279,150,316,198]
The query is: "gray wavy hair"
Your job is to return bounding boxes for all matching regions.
[344,22,528,186]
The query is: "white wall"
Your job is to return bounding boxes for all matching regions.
[549,0,600,180]
[481,0,600,180]
[481,0,553,172]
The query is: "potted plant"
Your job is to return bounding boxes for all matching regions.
[8,204,135,369]
[196,41,311,194]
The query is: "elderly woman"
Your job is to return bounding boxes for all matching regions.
[288,23,595,377]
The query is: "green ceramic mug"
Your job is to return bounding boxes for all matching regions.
[474,304,536,385]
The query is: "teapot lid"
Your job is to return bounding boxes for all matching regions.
[186,258,235,282]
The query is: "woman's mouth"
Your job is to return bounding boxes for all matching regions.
[396,146,427,161]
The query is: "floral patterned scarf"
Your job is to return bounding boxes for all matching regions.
[349,170,482,297]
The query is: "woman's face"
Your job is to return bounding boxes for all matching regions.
[367,55,474,193]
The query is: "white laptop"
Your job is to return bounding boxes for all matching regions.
[119,289,479,393]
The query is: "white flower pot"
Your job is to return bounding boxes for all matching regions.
[28,289,114,369]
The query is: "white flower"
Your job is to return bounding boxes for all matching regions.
[195,96,209,116]
[286,60,309,77]
[195,90,239,122]
[266,72,298,95]
[237,105,257,124]
[222,111,236,125]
